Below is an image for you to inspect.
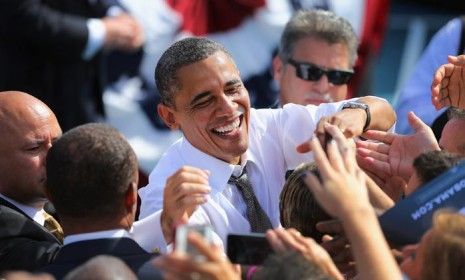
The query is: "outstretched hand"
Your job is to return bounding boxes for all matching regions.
[432,55,465,110]
[356,111,439,183]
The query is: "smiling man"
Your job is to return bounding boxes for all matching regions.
[273,9,358,106]
[138,37,395,251]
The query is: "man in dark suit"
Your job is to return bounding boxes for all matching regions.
[42,123,161,279]
[0,0,143,131]
[0,91,63,272]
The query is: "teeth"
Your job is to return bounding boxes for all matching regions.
[214,118,241,133]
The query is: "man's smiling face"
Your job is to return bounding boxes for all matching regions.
[159,51,250,164]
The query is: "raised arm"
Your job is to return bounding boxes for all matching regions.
[304,123,401,280]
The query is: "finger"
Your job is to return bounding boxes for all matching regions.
[326,139,345,173]
[448,55,465,66]
[266,229,286,253]
[296,140,312,154]
[309,137,333,179]
[320,236,349,256]
[174,182,212,197]
[355,155,390,180]
[355,139,390,155]
[356,147,389,163]
[274,228,307,253]
[176,193,209,209]
[361,130,395,145]
[315,117,330,148]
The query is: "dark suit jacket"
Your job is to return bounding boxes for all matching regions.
[0,197,61,272]
[0,0,119,131]
[41,237,162,279]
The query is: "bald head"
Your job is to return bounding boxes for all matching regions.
[0,91,61,208]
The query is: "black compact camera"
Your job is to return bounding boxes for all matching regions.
[226,233,273,265]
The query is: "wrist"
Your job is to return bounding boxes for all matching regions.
[160,211,174,244]
[342,101,371,132]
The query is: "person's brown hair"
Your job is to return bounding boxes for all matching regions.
[421,211,465,280]
[279,163,331,242]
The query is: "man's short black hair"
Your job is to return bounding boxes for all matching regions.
[46,123,138,219]
[155,37,233,108]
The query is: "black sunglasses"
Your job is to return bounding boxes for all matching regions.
[287,58,354,85]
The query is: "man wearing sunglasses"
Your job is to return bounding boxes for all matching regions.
[273,9,358,106]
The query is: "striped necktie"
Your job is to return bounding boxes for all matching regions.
[228,167,273,232]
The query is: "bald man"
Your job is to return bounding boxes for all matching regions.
[0,91,62,272]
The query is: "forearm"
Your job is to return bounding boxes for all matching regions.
[341,206,401,280]
[357,96,396,132]
[364,174,395,211]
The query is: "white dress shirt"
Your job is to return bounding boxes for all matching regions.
[136,100,360,252]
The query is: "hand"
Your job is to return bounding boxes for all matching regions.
[304,123,370,218]
[161,166,211,244]
[297,109,365,153]
[266,228,343,280]
[432,55,465,110]
[316,220,356,277]
[103,13,144,51]
[153,232,240,280]
[356,111,440,183]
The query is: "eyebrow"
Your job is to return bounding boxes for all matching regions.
[190,91,212,106]
[189,79,242,106]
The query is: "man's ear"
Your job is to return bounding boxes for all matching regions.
[157,103,180,130]
[124,181,138,215]
[272,54,283,83]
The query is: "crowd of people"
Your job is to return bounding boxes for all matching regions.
[1,2,465,280]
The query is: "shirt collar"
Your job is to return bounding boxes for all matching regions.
[63,229,131,245]
[0,193,44,225]
[180,138,256,193]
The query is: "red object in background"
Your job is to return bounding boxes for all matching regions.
[349,0,390,97]
[167,0,266,35]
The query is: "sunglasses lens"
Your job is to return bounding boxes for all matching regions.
[327,71,353,85]
[305,65,325,81]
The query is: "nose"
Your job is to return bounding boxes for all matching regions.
[216,93,237,116]
[311,74,330,94]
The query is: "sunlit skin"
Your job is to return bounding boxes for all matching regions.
[439,118,465,156]
[158,52,250,165]
[0,92,62,209]
[274,37,351,106]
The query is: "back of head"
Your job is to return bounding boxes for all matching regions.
[413,150,463,186]
[279,9,358,67]
[63,255,136,280]
[255,251,333,280]
[155,37,232,107]
[422,211,465,280]
[46,123,138,222]
[280,163,331,241]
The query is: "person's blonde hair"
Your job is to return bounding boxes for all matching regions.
[421,211,465,280]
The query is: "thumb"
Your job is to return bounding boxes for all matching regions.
[407,111,427,131]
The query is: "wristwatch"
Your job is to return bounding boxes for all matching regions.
[341,101,371,132]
